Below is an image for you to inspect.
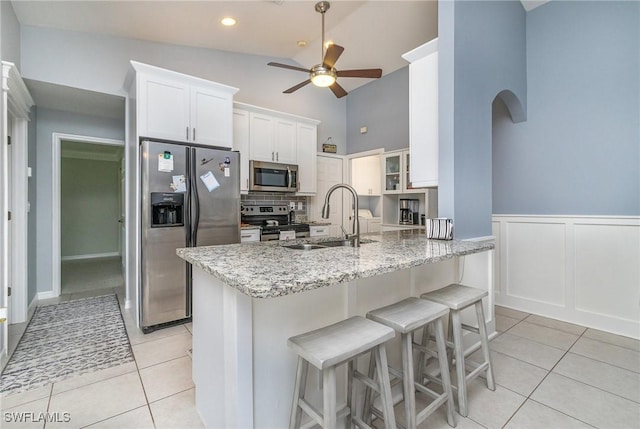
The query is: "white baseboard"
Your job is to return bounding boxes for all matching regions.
[36,291,58,301]
[28,294,39,321]
[61,252,120,262]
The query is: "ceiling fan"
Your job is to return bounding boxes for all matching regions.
[268,1,382,98]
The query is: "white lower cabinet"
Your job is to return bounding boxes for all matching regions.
[240,229,260,243]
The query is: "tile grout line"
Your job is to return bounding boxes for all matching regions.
[496,313,595,429]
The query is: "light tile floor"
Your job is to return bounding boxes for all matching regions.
[2,297,639,428]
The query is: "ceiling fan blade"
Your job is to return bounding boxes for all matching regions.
[268,62,310,73]
[329,81,348,98]
[283,79,312,94]
[323,44,344,69]
[336,69,383,79]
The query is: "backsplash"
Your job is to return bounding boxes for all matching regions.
[241,193,308,223]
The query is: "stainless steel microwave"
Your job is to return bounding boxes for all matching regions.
[249,160,299,193]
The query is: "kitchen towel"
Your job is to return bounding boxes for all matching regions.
[426,218,454,240]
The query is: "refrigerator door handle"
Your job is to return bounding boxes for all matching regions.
[185,147,192,247]
[191,148,201,246]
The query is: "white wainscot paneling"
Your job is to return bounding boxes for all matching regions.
[493,215,640,339]
[574,223,640,322]
[505,221,566,306]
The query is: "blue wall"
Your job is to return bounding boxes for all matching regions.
[493,0,640,215]
[346,67,409,154]
[439,0,527,239]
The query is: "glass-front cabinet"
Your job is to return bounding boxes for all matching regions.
[383,150,422,194]
[384,153,401,192]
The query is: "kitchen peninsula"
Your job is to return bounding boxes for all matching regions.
[177,230,494,428]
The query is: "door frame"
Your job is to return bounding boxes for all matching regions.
[52,133,125,297]
[2,62,34,334]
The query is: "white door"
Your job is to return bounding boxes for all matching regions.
[315,156,344,237]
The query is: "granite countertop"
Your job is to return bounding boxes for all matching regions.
[177,230,494,299]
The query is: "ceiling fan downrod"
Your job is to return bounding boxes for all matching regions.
[315,1,330,62]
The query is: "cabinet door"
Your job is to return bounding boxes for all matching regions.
[249,112,275,162]
[409,52,438,187]
[383,153,402,193]
[351,155,381,196]
[273,118,297,164]
[191,86,232,148]
[233,109,250,192]
[139,75,190,142]
[296,122,317,194]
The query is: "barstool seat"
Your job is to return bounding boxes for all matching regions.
[421,284,495,417]
[288,316,397,429]
[365,298,456,429]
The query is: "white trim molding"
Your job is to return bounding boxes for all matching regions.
[493,214,640,339]
[2,62,34,328]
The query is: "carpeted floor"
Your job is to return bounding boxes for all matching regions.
[0,294,133,395]
[61,256,124,293]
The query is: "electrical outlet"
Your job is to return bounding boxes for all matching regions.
[289,202,296,211]
[297,201,303,210]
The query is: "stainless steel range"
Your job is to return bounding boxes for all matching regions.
[241,203,310,241]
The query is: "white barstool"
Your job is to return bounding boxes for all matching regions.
[421,284,495,417]
[365,297,456,429]
[287,316,397,429]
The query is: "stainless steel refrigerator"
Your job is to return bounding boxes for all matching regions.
[140,140,240,332]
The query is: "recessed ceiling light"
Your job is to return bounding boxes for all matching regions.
[297,40,307,48]
[221,17,237,26]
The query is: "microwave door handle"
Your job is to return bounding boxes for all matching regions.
[287,167,292,190]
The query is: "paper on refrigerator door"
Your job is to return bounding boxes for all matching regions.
[200,171,220,192]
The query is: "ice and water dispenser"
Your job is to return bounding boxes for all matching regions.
[150,193,184,227]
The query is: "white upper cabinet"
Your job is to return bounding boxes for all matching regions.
[296,122,318,194]
[232,109,250,192]
[382,150,422,194]
[132,61,238,147]
[138,75,190,142]
[351,155,381,196]
[190,85,233,147]
[249,112,275,161]
[234,102,320,194]
[273,118,297,164]
[402,38,438,187]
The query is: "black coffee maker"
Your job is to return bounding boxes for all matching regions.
[399,199,419,225]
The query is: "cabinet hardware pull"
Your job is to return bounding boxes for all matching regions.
[246,179,249,188]
[272,151,275,161]
[186,127,189,140]
[193,128,196,141]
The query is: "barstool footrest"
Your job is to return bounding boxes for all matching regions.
[298,398,323,427]
[465,361,489,384]
[352,415,375,429]
[353,370,380,393]
[461,323,480,334]
[416,394,449,426]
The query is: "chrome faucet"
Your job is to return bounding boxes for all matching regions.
[321,183,360,247]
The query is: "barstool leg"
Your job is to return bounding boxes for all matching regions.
[451,310,468,417]
[475,301,495,391]
[289,357,308,429]
[347,359,355,428]
[434,318,457,427]
[323,367,337,429]
[401,332,417,429]
[361,351,376,425]
[374,344,396,429]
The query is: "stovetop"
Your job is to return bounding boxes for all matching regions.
[241,203,309,233]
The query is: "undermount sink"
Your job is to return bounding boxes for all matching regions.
[283,239,365,251]
[284,244,327,251]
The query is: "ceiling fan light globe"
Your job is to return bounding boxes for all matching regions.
[310,66,337,87]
